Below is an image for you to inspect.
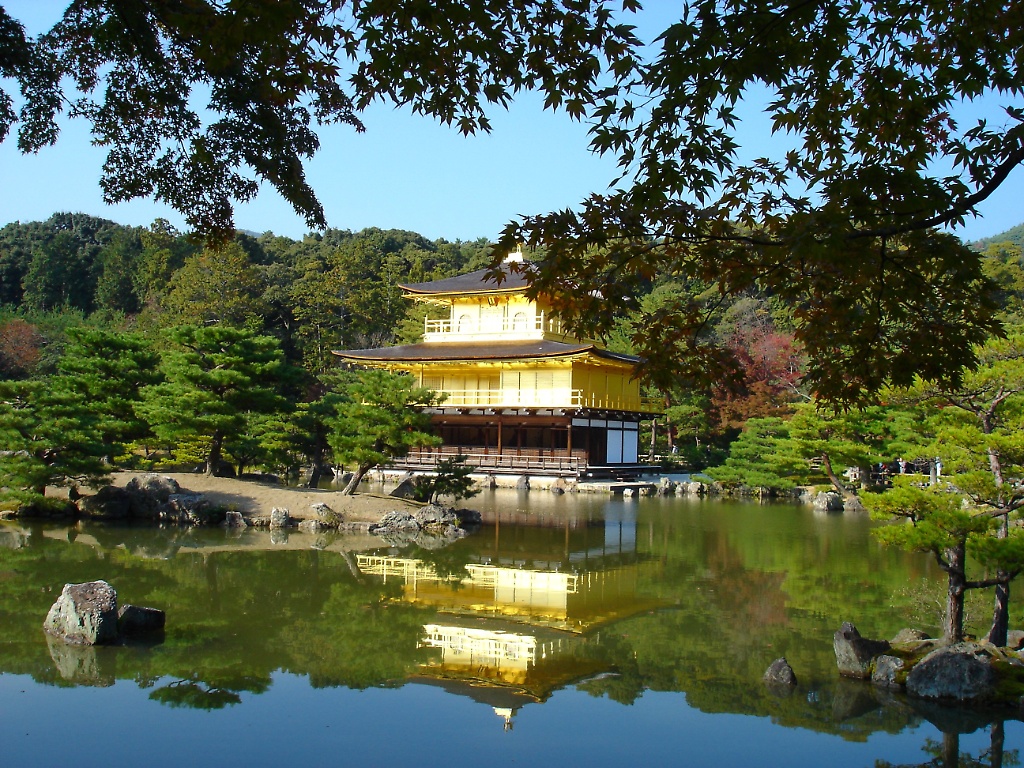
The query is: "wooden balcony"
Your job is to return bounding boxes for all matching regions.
[398,446,586,476]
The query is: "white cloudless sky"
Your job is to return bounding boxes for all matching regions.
[1,1,1021,244]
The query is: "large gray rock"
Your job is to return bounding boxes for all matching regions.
[389,478,420,499]
[905,642,997,702]
[891,628,932,644]
[413,504,459,527]
[297,519,322,534]
[78,485,135,519]
[834,622,891,678]
[269,507,290,529]
[763,657,798,687]
[655,478,677,496]
[516,475,530,491]
[43,580,119,645]
[223,509,247,528]
[1005,629,1024,650]
[162,493,222,525]
[813,491,844,511]
[310,502,343,527]
[371,511,419,534]
[871,655,906,687]
[126,474,181,502]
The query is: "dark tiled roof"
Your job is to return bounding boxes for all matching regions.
[400,266,531,295]
[333,340,639,365]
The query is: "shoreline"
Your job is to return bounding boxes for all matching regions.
[107,471,420,523]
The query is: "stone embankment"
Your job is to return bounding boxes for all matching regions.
[6,473,481,545]
[833,621,1024,708]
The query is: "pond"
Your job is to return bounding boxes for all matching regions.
[0,491,1020,767]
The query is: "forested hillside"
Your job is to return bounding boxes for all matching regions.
[974,221,1024,251]
[2,211,1024,491]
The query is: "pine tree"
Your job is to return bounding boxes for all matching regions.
[139,326,287,475]
[328,370,440,495]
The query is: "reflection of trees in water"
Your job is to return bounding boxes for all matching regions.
[149,677,259,710]
[0,516,1017,750]
[875,721,1019,768]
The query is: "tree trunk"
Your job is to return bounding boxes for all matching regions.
[341,463,371,495]
[306,461,325,489]
[941,731,959,768]
[991,720,1005,768]
[820,452,845,495]
[988,565,1011,648]
[339,549,364,583]
[986,448,1011,646]
[206,431,224,476]
[944,545,967,643]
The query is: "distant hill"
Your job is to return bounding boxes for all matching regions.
[972,222,1024,250]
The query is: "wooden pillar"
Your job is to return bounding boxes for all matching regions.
[497,416,503,456]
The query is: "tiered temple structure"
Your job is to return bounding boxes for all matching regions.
[333,251,660,478]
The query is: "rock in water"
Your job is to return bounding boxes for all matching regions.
[117,604,166,636]
[834,622,891,678]
[270,507,290,529]
[905,642,997,702]
[763,657,798,687]
[813,491,844,511]
[871,655,906,687]
[311,502,343,527]
[43,580,119,645]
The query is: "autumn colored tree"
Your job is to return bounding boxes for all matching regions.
[0,317,43,379]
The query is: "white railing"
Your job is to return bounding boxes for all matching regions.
[424,311,564,337]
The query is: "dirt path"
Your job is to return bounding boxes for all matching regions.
[111,471,418,522]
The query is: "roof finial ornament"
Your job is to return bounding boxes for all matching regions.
[504,244,525,263]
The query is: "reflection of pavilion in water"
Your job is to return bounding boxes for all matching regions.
[358,506,662,729]
[356,504,653,631]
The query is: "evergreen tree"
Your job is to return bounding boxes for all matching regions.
[328,370,440,495]
[163,243,268,329]
[867,480,1024,644]
[139,326,287,475]
[56,328,161,460]
[704,417,804,494]
[0,378,108,506]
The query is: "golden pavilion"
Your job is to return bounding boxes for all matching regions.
[332,251,660,478]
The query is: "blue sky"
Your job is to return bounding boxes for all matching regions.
[1,2,1021,244]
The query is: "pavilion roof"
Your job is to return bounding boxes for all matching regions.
[332,339,639,365]
[399,266,531,297]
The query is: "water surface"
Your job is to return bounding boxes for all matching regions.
[0,491,1019,767]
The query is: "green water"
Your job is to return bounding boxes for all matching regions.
[0,491,1019,767]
